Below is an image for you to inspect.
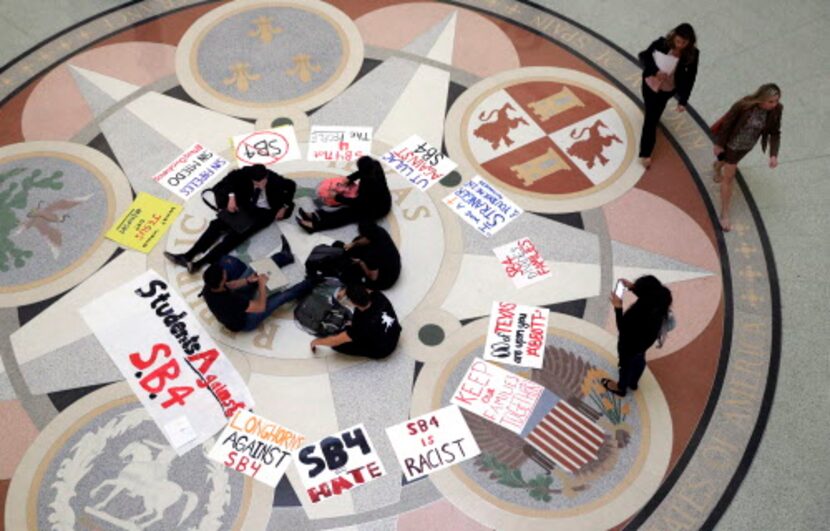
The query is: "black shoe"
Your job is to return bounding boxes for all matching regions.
[271,236,295,267]
[296,216,315,234]
[630,384,638,391]
[164,252,189,268]
[187,260,202,275]
[600,378,626,397]
[298,208,312,221]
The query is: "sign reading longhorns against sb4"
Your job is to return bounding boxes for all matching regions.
[232,126,301,168]
[308,126,372,162]
[151,144,229,200]
[386,405,480,482]
[296,424,386,504]
[207,410,304,487]
[484,302,549,369]
[80,270,255,454]
[382,134,457,191]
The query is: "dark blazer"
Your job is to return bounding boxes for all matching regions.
[336,160,392,219]
[213,166,296,217]
[638,37,699,106]
[714,102,783,157]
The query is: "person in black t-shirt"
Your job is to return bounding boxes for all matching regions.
[335,221,401,290]
[309,284,401,359]
[201,246,310,333]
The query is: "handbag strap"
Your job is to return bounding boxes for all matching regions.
[201,187,218,211]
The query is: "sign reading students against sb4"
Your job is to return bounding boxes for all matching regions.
[451,359,544,435]
[207,410,304,487]
[382,134,457,191]
[296,424,386,504]
[386,405,480,482]
[151,143,229,200]
[443,176,523,237]
[484,302,549,369]
[80,270,255,454]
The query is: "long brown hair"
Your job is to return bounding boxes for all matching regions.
[736,83,782,111]
[665,23,698,65]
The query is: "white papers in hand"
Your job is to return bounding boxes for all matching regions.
[653,51,679,73]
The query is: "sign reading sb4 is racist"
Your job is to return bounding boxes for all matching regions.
[106,193,181,253]
[385,405,480,482]
[382,134,457,191]
[151,144,229,200]
[80,270,255,454]
[232,126,301,168]
[207,410,304,487]
[450,359,544,435]
[484,302,549,369]
[296,424,386,504]
[493,237,552,288]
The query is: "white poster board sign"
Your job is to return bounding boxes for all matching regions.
[232,126,301,167]
[295,423,386,504]
[207,410,304,487]
[308,126,372,162]
[80,270,255,454]
[492,237,552,288]
[450,359,544,435]
[443,176,522,237]
[381,134,457,191]
[483,302,549,369]
[151,143,229,200]
[385,405,480,481]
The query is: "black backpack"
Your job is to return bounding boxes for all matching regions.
[305,244,349,279]
[294,279,352,337]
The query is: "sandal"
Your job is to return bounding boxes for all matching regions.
[600,378,626,397]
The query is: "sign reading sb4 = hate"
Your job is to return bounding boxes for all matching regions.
[232,126,301,168]
[382,134,457,191]
[493,237,552,288]
[106,193,181,253]
[308,126,372,162]
[385,405,480,482]
[151,143,229,200]
[207,410,305,487]
[451,359,544,435]
[484,302,549,369]
[296,423,386,504]
[442,176,523,237]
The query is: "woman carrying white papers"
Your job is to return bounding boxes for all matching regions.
[637,23,699,168]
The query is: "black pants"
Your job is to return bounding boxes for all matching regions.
[333,341,391,360]
[313,206,366,231]
[618,351,646,391]
[639,83,675,158]
[186,210,272,266]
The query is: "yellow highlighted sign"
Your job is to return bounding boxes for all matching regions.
[106,193,181,253]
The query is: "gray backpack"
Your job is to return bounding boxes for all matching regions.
[294,279,352,337]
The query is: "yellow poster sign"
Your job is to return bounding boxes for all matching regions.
[106,193,181,253]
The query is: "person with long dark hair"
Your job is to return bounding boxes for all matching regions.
[711,83,782,231]
[637,23,699,168]
[296,155,392,233]
[601,275,673,397]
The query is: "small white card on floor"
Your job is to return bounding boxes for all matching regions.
[385,405,480,481]
[483,301,549,369]
[492,237,552,288]
[382,134,457,191]
[249,257,288,291]
[443,176,522,237]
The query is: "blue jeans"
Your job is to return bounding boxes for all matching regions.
[218,255,313,332]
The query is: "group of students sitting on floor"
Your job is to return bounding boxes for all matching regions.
[163,156,401,360]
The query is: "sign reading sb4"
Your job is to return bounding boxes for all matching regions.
[296,423,386,504]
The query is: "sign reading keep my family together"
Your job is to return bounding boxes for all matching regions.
[81,270,255,454]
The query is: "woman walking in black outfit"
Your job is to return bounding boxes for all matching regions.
[296,156,392,233]
[602,276,673,397]
[638,23,699,168]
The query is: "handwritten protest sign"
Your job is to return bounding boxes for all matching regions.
[308,126,372,162]
[207,410,304,487]
[296,423,386,504]
[450,359,544,435]
[80,270,255,454]
[484,302,549,369]
[232,126,301,167]
[105,193,181,253]
[385,405,480,482]
[492,237,552,288]
[443,176,522,237]
[151,144,229,200]
[381,134,457,191]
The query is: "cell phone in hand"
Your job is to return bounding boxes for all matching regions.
[614,279,626,299]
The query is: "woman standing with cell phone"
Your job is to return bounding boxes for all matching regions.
[711,83,782,232]
[637,23,699,168]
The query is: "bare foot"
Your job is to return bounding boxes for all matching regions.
[640,157,652,169]
[720,216,731,232]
